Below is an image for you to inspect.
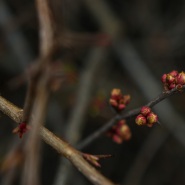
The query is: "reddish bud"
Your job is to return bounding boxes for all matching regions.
[147,112,158,124]
[169,70,178,77]
[107,119,131,144]
[118,104,126,111]
[119,124,132,140]
[111,89,122,100]
[112,135,123,144]
[13,122,30,138]
[176,72,185,85]
[166,74,175,83]
[122,95,131,105]
[169,83,176,90]
[135,114,147,126]
[140,106,151,116]
[110,88,131,113]
[161,74,167,83]
[109,99,118,107]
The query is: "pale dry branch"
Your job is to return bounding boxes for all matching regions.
[0,95,115,185]
[36,0,57,56]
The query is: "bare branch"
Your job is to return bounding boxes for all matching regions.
[77,86,185,149]
[0,95,115,185]
[36,0,56,56]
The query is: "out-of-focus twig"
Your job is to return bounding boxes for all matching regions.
[83,0,122,38]
[66,47,107,144]
[36,0,57,56]
[54,47,107,185]
[22,0,58,184]
[21,71,50,185]
[1,143,24,185]
[0,0,33,71]
[0,95,115,185]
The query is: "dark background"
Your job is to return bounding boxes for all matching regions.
[0,0,185,185]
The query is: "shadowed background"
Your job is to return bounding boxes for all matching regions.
[0,0,185,185]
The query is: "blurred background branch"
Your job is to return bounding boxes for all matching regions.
[0,0,185,185]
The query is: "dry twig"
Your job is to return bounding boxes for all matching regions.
[77,86,185,149]
[0,95,115,185]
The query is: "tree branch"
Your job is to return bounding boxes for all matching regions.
[77,86,185,149]
[0,95,115,185]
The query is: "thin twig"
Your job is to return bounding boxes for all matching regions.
[22,66,41,123]
[21,71,50,185]
[1,143,24,185]
[0,0,33,70]
[21,0,58,184]
[77,86,185,149]
[0,95,115,185]
[36,0,57,56]
[54,47,107,185]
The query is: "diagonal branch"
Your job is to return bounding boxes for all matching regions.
[77,86,185,149]
[0,95,115,185]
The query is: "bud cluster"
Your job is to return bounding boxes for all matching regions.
[135,106,158,127]
[109,88,130,112]
[107,120,132,144]
[161,70,185,90]
[12,122,30,138]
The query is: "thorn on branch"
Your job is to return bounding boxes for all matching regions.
[82,153,112,167]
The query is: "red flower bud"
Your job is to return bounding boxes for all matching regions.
[161,74,167,83]
[135,114,147,126]
[176,72,185,85]
[118,104,126,111]
[140,106,151,116]
[110,88,131,113]
[107,120,131,144]
[111,89,122,100]
[169,70,178,77]
[109,99,118,107]
[122,95,131,105]
[12,122,30,138]
[166,74,175,83]
[119,124,132,140]
[112,135,123,144]
[147,112,158,124]
[169,83,176,90]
